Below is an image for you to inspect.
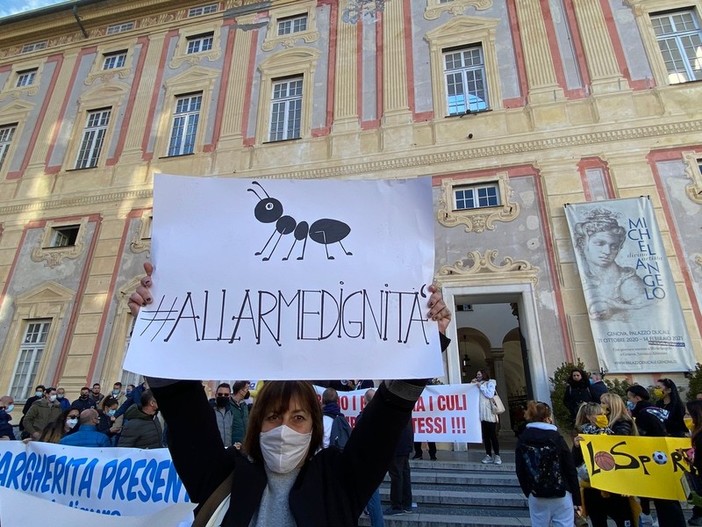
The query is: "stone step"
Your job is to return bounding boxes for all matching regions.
[378,487,528,508]
[359,511,532,527]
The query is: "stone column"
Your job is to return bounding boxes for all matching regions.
[381,0,411,126]
[333,0,359,132]
[514,0,564,104]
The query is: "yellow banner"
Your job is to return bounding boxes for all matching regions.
[581,435,692,500]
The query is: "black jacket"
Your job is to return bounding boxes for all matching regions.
[515,423,581,505]
[153,379,424,527]
[117,404,163,449]
[658,399,687,437]
[632,401,667,437]
[563,383,593,418]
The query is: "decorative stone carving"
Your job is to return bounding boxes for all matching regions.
[438,250,539,284]
[31,218,88,268]
[262,3,319,51]
[130,211,152,254]
[342,0,387,24]
[437,172,520,232]
[683,151,702,204]
[424,0,493,20]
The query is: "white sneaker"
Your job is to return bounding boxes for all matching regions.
[481,455,493,464]
[639,513,654,526]
[493,455,502,465]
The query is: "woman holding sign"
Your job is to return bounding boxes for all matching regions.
[129,263,452,527]
[472,369,501,465]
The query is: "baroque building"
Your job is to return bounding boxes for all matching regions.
[0,0,700,424]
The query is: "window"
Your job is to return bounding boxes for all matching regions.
[107,22,135,35]
[269,77,302,141]
[21,41,47,54]
[75,108,110,169]
[454,183,500,210]
[16,69,37,88]
[188,4,218,17]
[0,124,16,170]
[10,320,51,400]
[46,225,80,248]
[444,45,489,115]
[277,14,308,36]
[168,93,202,156]
[651,9,702,83]
[102,51,127,70]
[186,33,214,54]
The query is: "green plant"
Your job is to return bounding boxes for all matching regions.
[686,364,702,401]
[550,359,586,431]
[603,377,631,399]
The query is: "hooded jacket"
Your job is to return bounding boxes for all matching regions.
[23,398,62,436]
[117,404,163,449]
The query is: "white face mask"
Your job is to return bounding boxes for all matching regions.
[259,425,312,474]
[66,418,78,429]
[48,395,57,402]
[4,404,13,413]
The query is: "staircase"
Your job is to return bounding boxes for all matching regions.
[360,442,532,527]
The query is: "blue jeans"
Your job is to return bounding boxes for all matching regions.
[366,487,384,527]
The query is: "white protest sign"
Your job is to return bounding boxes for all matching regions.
[126,176,442,380]
[0,488,195,527]
[316,383,481,443]
[0,442,190,519]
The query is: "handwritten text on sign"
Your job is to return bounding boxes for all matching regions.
[125,176,441,381]
[315,383,481,443]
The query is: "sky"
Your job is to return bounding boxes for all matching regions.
[0,0,69,18]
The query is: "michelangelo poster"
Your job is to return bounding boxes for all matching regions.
[125,175,442,380]
[565,197,694,373]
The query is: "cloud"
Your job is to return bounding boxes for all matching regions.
[0,0,68,19]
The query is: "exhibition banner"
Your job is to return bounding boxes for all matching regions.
[580,434,691,500]
[0,442,194,526]
[314,383,482,443]
[565,197,694,372]
[125,176,442,381]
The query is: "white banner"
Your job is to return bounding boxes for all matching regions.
[565,198,694,372]
[125,176,442,381]
[0,442,193,525]
[316,383,481,443]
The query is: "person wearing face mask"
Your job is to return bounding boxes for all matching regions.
[627,385,686,527]
[71,386,98,412]
[24,387,63,440]
[118,390,164,449]
[111,382,126,405]
[654,378,686,438]
[19,384,45,438]
[231,380,251,447]
[0,395,16,440]
[472,368,501,465]
[210,383,235,448]
[60,409,112,447]
[97,396,122,444]
[55,387,71,411]
[39,409,81,443]
[128,262,452,527]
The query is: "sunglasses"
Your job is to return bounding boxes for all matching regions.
[68,415,80,419]
[216,393,230,397]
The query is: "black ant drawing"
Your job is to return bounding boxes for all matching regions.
[247,181,353,261]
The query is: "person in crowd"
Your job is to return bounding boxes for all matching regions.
[90,383,104,404]
[231,380,250,446]
[127,262,451,526]
[686,400,702,526]
[24,387,62,440]
[110,381,126,406]
[126,384,135,397]
[385,398,415,517]
[577,394,637,527]
[71,386,97,412]
[0,395,15,440]
[38,408,81,443]
[588,372,608,404]
[654,378,687,437]
[118,389,163,449]
[473,368,501,465]
[574,402,612,436]
[60,409,111,447]
[19,384,45,438]
[563,368,593,420]
[516,401,581,526]
[210,382,235,448]
[356,388,384,527]
[97,396,122,444]
[321,387,349,449]
[115,380,146,419]
[627,385,686,527]
[412,441,437,461]
[55,387,71,411]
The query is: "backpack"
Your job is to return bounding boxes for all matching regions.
[519,439,567,498]
[329,414,352,450]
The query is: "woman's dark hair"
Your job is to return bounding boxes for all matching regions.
[657,378,682,405]
[687,400,702,443]
[38,409,80,443]
[627,385,650,401]
[567,368,589,388]
[243,381,323,464]
[476,369,490,381]
[102,396,119,411]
